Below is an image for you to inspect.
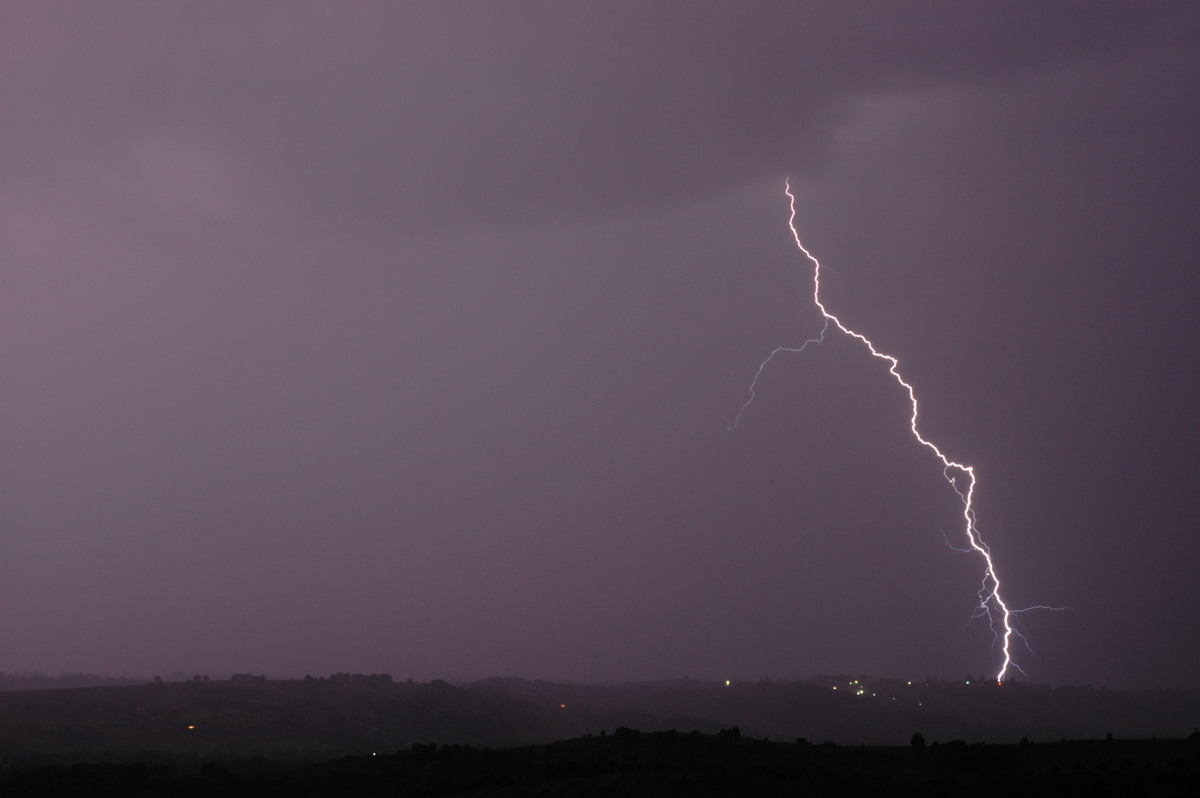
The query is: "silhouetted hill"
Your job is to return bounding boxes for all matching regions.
[472,676,1200,745]
[0,677,539,761]
[2,728,1198,796]
[0,674,1197,766]
[0,672,147,692]
[0,676,710,763]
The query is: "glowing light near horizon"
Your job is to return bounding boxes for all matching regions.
[730,178,1034,683]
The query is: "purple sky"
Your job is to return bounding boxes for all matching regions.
[4,2,1199,688]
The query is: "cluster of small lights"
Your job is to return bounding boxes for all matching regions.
[828,678,933,704]
[819,677,1008,708]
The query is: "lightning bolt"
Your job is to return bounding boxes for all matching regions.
[732,178,1024,684]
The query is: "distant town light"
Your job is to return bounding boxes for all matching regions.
[724,680,731,687]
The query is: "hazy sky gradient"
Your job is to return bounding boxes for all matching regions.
[4,2,1199,688]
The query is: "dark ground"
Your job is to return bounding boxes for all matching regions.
[2,730,1198,797]
[1,676,1198,795]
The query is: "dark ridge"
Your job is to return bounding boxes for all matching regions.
[2,729,1199,797]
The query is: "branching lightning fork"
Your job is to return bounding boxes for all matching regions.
[732,178,1027,683]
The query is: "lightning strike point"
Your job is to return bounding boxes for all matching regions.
[731,178,1045,684]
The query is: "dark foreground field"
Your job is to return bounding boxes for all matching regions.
[2,730,1198,796]
[0,677,1198,795]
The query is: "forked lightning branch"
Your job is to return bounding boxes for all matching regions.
[730,179,1045,684]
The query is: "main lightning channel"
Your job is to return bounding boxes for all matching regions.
[735,178,1018,684]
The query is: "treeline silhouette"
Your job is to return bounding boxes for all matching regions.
[2,728,1198,796]
[2,674,1199,759]
[1,673,1199,796]
[0,672,144,692]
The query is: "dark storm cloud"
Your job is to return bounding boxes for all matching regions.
[4,1,1184,232]
[3,2,1199,688]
